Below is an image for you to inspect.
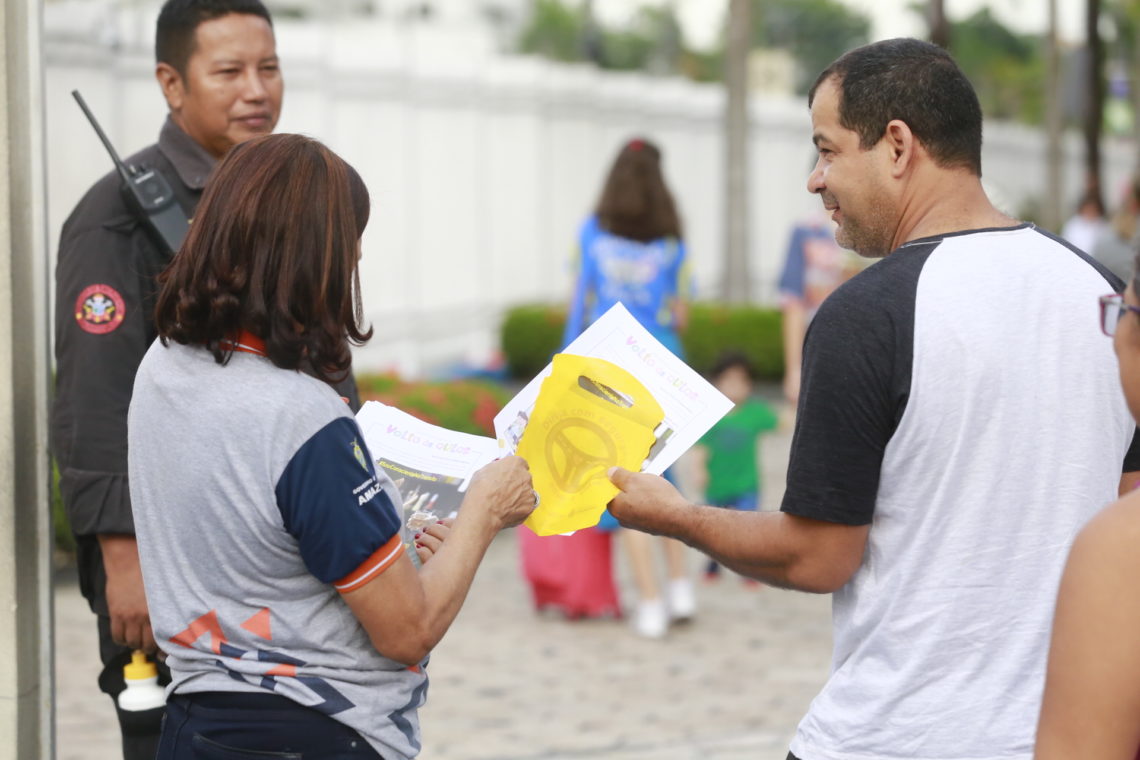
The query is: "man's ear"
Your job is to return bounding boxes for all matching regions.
[883,119,916,178]
[155,62,185,111]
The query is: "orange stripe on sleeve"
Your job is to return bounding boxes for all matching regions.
[334,534,404,593]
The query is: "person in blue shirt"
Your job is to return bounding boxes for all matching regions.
[550,137,695,638]
[562,138,692,355]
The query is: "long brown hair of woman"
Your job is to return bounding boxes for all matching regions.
[594,137,683,243]
[154,133,372,383]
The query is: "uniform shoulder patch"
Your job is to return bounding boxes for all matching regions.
[351,437,369,473]
[74,283,126,335]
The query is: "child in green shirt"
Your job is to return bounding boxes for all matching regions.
[695,352,779,580]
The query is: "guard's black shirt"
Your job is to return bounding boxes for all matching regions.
[52,117,360,538]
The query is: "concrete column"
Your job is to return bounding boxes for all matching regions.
[0,0,53,757]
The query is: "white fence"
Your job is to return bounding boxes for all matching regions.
[43,14,1137,376]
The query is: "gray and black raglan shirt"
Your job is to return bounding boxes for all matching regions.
[783,224,1140,760]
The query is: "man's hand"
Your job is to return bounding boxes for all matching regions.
[98,534,156,653]
[606,467,691,536]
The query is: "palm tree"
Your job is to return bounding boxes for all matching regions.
[1084,0,1106,210]
[1045,0,1063,230]
[929,0,950,48]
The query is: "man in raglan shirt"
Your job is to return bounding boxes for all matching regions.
[606,38,1140,760]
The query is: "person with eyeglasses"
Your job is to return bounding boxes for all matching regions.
[1035,279,1140,758]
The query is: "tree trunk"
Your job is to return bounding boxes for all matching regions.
[928,0,951,49]
[581,0,603,65]
[1084,0,1105,210]
[1045,0,1064,230]
[1131,4,1140,174]
[722,0,751,302]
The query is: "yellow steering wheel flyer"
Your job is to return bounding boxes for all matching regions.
[517,354,664,536]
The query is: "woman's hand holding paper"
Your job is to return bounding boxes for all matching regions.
[414,518,454,564]
[461,455,536,532]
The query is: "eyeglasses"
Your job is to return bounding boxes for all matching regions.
[1099,293,1140,337]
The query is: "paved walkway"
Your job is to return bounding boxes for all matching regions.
[55,421,833,759]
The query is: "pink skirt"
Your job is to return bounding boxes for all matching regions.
[518,525,621,619]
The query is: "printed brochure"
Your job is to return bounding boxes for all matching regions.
[355,401,498,530]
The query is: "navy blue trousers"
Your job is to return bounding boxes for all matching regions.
[157,691,384,759]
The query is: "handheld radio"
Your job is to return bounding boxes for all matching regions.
[72,90,189,255]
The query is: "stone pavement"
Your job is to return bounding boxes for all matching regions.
[55,421,834,760]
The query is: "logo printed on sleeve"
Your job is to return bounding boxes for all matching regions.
[74,284,126,335]
[352,473,382,505]
[351,438,369,472]
[357,478,384,506]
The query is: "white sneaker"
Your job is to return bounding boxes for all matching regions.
[667,577,696,622]
[633,598,668,639]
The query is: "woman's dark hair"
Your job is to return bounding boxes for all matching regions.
[594,138,683,243]
[154,133,372,382]
[808,38,983,177]
[156,0,273,80]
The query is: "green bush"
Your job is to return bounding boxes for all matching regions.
[500,303,567,379]
[681,302,784,380]
[357,374,512,437]
[499,300,784,381]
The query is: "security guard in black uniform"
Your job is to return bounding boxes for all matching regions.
[52,2,359,757]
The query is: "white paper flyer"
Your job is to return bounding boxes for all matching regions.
[493,302,734,476]
[355,401,499,526]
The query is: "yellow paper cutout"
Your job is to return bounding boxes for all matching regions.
[518,354,664,536]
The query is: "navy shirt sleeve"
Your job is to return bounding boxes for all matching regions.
[275,417,403,584]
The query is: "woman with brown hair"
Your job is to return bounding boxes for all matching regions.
[519,137,695,638]
[127,133,535,759]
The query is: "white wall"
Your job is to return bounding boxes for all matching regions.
[43,15,1137,377]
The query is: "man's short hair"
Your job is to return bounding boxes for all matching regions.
[156,0,273,80]
[808,38,983,177]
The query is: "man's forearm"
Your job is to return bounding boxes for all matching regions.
[608,468,869,593]
[668,506,839,592]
